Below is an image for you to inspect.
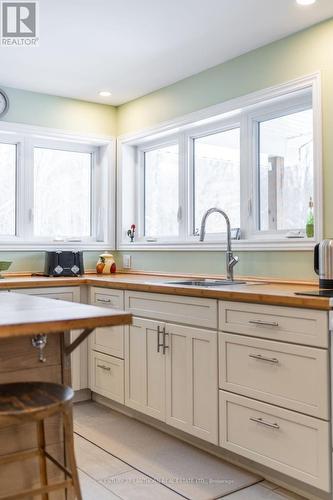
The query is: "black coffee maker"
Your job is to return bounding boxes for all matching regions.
[314,240,333,289]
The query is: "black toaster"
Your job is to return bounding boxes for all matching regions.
[45,251,84,277]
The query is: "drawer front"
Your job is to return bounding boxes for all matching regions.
[220,392,330,491]
[92,326,124,358]
[0,334,61,373]
[219,301,328,347]
[90,352,124,403]
[14,286,80,302]
[90,287,125,357]
[219,333,329,418]
[90,287,124,309]
[125,291,217,329]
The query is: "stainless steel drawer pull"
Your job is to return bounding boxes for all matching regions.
[157,326,164,353]
[250,417,280,429]
[162,327,169,355]
[97,364,111,371]
[96,298,112,303]
[249,319,279,327]
[249,353,279,364]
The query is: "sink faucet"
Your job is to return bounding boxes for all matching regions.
[199,207,239,281]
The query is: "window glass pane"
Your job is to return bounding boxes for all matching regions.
[144,144,179,237]
[34,148,92,238]
[0,143,16,236]
[259,108,313,231]
[194,128,240,234]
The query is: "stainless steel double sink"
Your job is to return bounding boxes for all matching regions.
[156,279,247,287]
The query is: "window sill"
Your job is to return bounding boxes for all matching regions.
[0,242,114,251]
[118,239,316,252]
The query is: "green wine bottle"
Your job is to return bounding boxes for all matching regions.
[306,197,314,238]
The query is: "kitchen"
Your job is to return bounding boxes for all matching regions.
[0,1,333,499]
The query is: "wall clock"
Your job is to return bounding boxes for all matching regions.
[0,90,9,118]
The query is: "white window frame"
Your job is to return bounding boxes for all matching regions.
[0,121,115,250]
[117,73,322,251]
[136,134,182,243]
[243,91,314,241]
[186,117,241,242]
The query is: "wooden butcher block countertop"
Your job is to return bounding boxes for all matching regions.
[0,272,330,310]
[0,292,131,338]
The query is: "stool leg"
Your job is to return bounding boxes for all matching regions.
[37,420,49,500]
[63,407,82,500]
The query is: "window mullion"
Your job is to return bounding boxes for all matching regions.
[18,138,34,241]
[178,132,187,241]
[187,135,195,239]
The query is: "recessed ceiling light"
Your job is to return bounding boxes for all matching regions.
[296,0,316,5]
[99,90,112,97]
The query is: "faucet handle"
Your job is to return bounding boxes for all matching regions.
[229,255,239,268]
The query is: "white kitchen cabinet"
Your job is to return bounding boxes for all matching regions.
[219,332,329,419]
[125,317,165,421]
[165,323,218,444]
[125,316,218,444]
[89,287,125,358]
[220,391,330,492]
[125,290,217,329]
[219,300,328,347]
[12,286,85,391]
[90,351,124,403]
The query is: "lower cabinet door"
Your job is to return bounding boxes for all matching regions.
[90,351,124,403]
[125,317,165,420]
[165,323,218,444]
[220,391,330,491]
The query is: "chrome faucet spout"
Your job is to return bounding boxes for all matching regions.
[199,207,239,281]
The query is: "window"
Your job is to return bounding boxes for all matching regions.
[193,128,240,235]
[0,125,113,248]
[119,75,321,249]
[0,142,16,236]
[258,109,313,232]
[144,144,179,237]
[34,148,92,238]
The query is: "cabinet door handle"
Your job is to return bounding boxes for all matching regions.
[250,417,280,430]
[249,319,279,327]
[96,297,112,304]
[157,326,164,353]
[97,364,111,371]
[162,327,169,355]
[249,353,279,364]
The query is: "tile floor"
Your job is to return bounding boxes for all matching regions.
[74,402,305,500]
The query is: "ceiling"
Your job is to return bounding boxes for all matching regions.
[0,0,332,106]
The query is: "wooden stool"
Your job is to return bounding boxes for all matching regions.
[0,382,82,500]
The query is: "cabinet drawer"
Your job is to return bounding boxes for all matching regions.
[15,286,80,302]
[91,326,124,358]
[219,301,328,347]
[90,287,124,308]
[219,333,329,418]
[220,392,330,491]
[125,291,217,329]
[90,287,125,357]
[90,352,124,403]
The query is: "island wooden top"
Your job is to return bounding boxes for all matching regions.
[0,272,330,310]
[0,292,132,338]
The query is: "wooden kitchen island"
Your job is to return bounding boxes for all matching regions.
[0,291,131,499]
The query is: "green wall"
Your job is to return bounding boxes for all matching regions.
[2,19,333,279]
[3,86,117,136]
[115,18,333,281]
[0,88,117,272]
[112,251,314,281]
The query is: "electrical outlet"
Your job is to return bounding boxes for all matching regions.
[122,255,131,269]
